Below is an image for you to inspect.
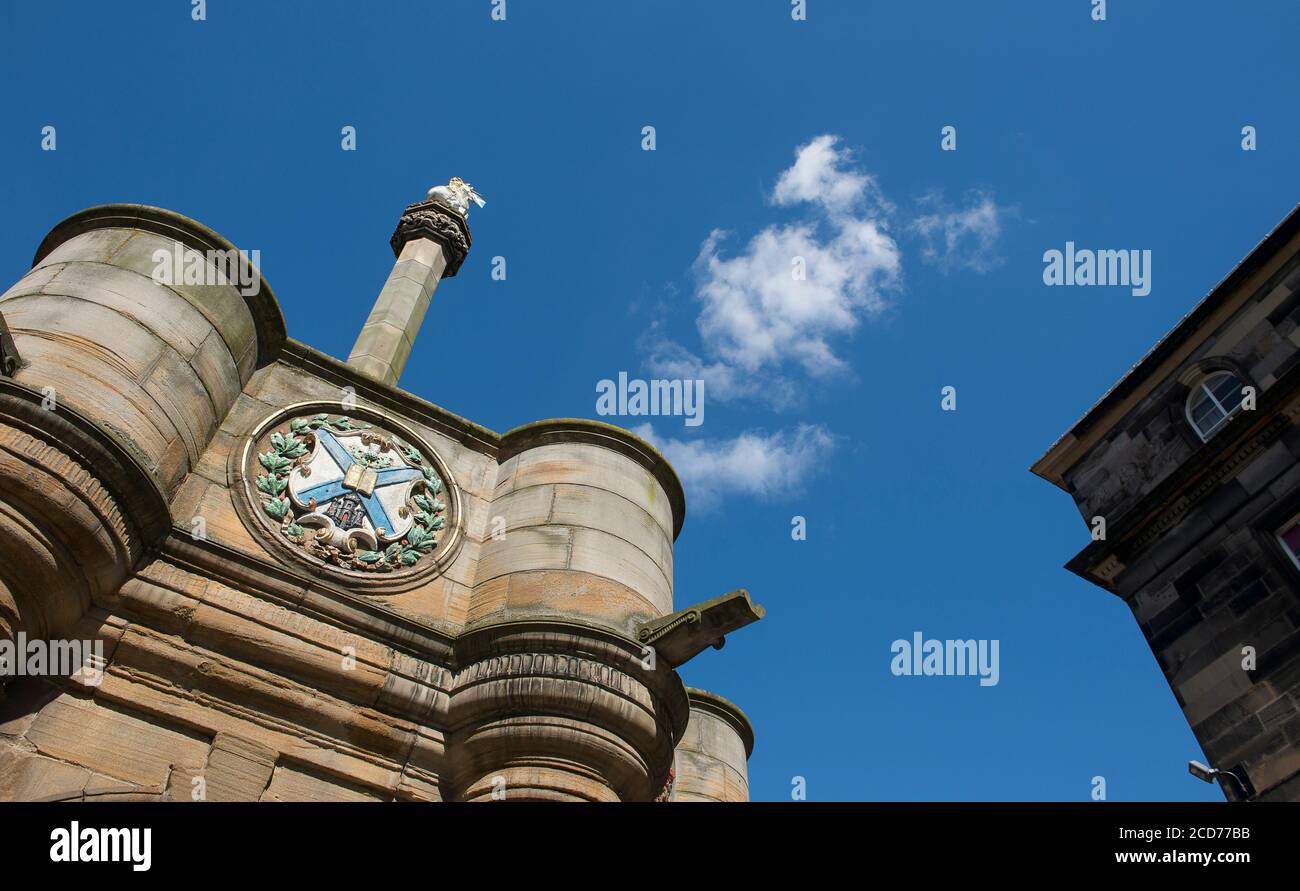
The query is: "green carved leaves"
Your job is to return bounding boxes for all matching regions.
[406,525,433,552]
[258,422,310,523]
[271,431,307,459]
[412,493,445,514]
[257,425,310,519]
[255,473,287,496]
[258,452,291,474]
[263,496,291,520]
[290,414,369,435]
[391,435,423,465]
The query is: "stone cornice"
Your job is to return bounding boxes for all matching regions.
[1065,358,1300,592]
[33,204,288,370]
[157,532,694,684]
[158,533,459,663]
[279,339,500,456]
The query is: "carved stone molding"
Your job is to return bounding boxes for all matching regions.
[447,623,690,801]
[389,200,472,277]
[0,417,141,641]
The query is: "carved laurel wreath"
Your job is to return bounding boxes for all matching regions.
[252,412,448,573]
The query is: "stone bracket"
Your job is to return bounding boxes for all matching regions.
[0,312,19,377]
[636,589,765,668]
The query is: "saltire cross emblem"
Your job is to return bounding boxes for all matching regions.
[291,427,425,540]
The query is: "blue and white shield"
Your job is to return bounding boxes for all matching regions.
[287,427,424,549]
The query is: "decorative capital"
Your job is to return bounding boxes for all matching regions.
[390,200,472,277]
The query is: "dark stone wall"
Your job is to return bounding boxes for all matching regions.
[1096,390,1300,800]
[1063,254,1300,527]
[1056,239,1300,800]
[1124,518,1300,800]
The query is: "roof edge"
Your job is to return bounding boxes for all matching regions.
[1033,203,1300,489]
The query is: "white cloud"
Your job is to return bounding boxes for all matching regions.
[772,134,885,216]
[634,423,836,510]
[909,191,1005,274]
[649,135,901,405]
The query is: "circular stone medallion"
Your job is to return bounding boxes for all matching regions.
[238,404,462,587]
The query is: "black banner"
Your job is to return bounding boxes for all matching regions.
[5,802,1288,876]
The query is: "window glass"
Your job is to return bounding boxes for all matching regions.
[1186,371,1243,441]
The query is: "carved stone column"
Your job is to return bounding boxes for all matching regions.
[347,198,472,387]
[447,624,690,802]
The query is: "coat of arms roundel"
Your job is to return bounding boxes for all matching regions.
[239,405,461,584]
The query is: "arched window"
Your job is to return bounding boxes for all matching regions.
[1185,370,1245,441]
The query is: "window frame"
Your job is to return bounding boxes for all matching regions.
[1275,511,1300,573]
[1184,370,1245,442]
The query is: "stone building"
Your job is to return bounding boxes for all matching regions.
[1034,205,1300,801]
[0,189,762,802]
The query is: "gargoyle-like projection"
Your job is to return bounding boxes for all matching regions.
[636,589,766,668]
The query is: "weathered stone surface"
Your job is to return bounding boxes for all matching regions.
[262,762,384,802]
[22,692,208,789]
[201,732,278,801]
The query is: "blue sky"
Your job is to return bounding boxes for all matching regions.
[3,0,1297,801]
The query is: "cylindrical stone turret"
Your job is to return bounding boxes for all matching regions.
[3,205,283,498]
[445,419,690,802]
[469,419,685,637]
[0,204,284,653]
[670,688,754,802]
